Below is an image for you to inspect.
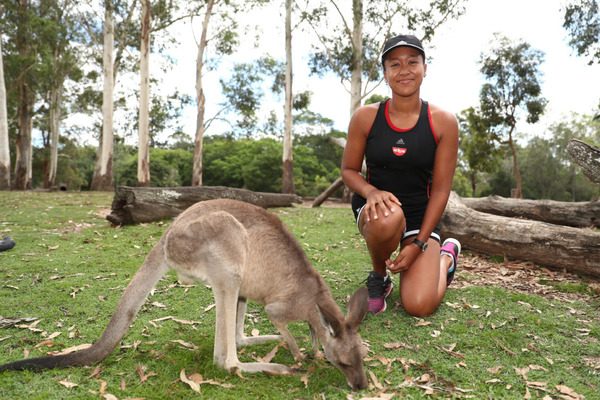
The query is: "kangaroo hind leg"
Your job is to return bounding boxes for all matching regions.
[165,211,248,372]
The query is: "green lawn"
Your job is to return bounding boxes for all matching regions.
[0,191,598,399]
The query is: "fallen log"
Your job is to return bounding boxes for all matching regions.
[461,195,600,228]
[567,138,600,185]
[312,177,344,207]
[107,186,303,226]
[440,192,600,278]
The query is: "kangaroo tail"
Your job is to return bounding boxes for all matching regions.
[0,238,169,372]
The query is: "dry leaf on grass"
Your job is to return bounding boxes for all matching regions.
[301,375,309,388]
[180,369,201,393]
[136,365,158,383]
[257,342,281,363]
[59,379,78,389]
[54,343,92,355]
[555,384,585,399]
[204,304,215,312]
[180,368,235,391]
[369,370,383,389]
[170,339,198,350]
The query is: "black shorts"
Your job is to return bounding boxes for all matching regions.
[351,193,440,243]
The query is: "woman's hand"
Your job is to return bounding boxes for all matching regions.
[363,190,402,222]
[386,243,421,274]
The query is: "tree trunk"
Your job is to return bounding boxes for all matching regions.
[567,138,600,186]
[91,2,115,191]
[461,195,600,228]
[106,186,303,226]
[349,0,363,116]
[281,0,295,195]
[192,0,214,187]
[440,192,600,278]
[507,125,522,198]
[13,0,33,190]
[0,30,10,190]
[137,0,151,187]
[47,69,63,188]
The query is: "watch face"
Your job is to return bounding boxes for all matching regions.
[422,242,428,252]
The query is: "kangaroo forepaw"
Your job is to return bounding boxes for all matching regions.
[235,361,305,376]
[292,351,307,362]
[262,366,306,376]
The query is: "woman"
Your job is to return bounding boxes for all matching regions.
[341,34,461,317]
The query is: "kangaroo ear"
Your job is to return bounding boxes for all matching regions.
[346,287,369,331]
[317,304,343,338]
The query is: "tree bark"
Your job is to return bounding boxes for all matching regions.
[137,0,151,187]
[47,68,63,188]
[281,0,295,195]
[106,186,303,226]
[440,192,600,278]
[91,2,115,191]
[0,28,10,190]
[567,138,600,185]
[13,0,33,190]
[192,0,214,187]
[349,0,363,116]
[461,195,600,228]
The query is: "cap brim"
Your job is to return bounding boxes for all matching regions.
[381,43,425,61]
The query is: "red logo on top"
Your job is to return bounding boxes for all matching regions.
[393,147,407,156]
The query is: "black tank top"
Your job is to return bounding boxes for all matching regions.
[364,99,438,207]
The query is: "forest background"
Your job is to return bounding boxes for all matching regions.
[0,0,599,202]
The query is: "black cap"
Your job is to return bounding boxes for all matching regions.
[381,34,425,65]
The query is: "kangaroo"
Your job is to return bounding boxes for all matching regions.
[0,199,369,390]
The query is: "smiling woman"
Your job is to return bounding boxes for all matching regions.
[341,34,461,318]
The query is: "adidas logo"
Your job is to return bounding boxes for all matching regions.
[396,138,405,145]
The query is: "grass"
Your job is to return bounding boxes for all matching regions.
[0,191,599,399]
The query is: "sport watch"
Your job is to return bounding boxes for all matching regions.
[412,238,428,252]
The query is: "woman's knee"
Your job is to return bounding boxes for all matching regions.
[362,209,405,242]
[401,291,440,317]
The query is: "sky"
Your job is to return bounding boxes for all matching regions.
[165,0,600,141]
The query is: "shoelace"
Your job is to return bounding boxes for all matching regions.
[364,274,385,298]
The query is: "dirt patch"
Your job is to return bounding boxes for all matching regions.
[454,251,600,307]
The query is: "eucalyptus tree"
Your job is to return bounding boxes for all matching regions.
[89,0,141,191]
[188,0,237,187]
[186,0,273,187]
[2,0,77,190]
[562,0,600,120]
[300,0,466,117]
[137,0,151,186]
[478,34,547,199]
[282,0,295,194]
[130,0,190,186]
[2,0,36,190]
[0,6,10,190]
[563,0,600,65]
[457,107,503,197]
[39,0,88,189]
